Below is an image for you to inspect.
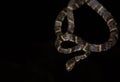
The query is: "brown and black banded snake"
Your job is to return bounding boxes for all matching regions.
[54,0,119,71]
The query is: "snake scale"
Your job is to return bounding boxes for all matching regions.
[54,0,119,71]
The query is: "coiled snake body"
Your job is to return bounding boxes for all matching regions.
[54,0,118,71]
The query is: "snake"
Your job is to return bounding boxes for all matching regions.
[54,0,119,71]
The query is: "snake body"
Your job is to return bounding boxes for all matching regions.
[54,0,118,71]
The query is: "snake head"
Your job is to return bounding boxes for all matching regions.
[65,58,76,71]
[65,53,89,71]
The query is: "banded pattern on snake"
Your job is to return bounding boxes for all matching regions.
[54,0,118,71]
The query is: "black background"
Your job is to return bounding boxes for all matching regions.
[1,0,120,82]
